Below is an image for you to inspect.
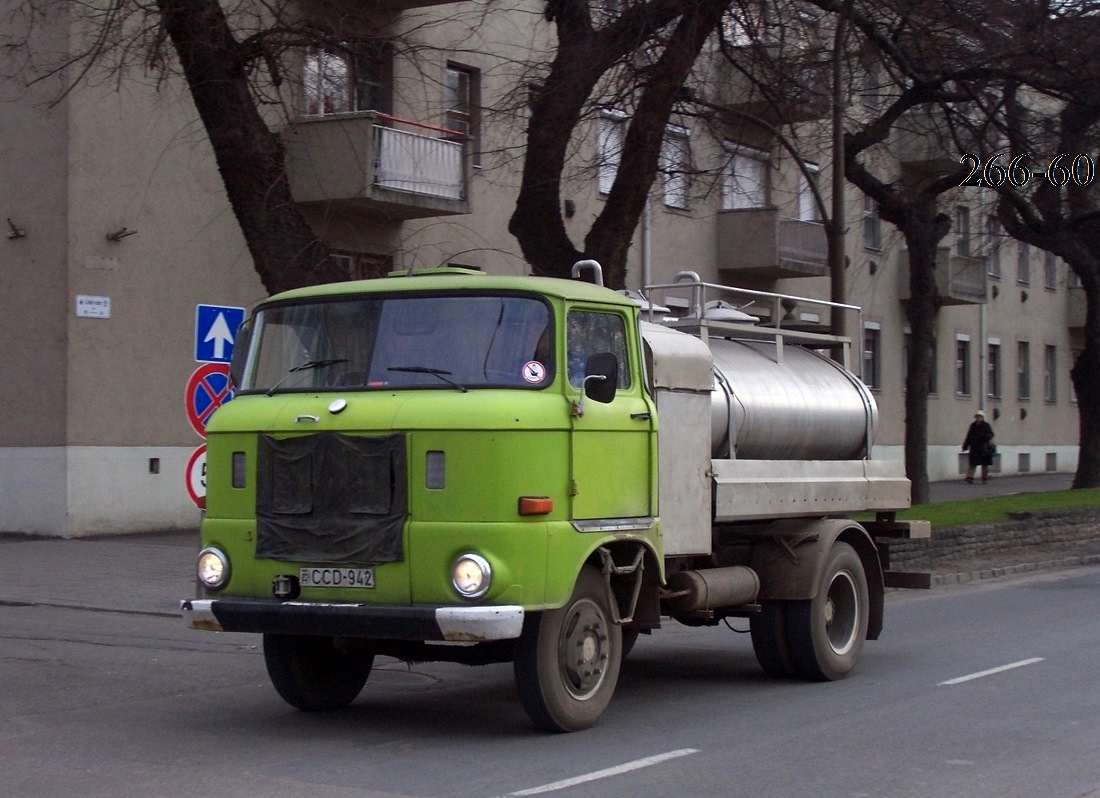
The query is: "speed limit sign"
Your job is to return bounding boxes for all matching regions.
[186,444,207,509]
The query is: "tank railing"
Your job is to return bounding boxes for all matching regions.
[641,277,864,375]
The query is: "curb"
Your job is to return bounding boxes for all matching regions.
[930,552,1100,587]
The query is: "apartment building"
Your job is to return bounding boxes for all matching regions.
[0,1,1079,535]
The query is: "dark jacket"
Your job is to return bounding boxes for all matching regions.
[962,419,995,466]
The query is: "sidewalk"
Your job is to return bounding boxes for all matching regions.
[927,472,1075,504]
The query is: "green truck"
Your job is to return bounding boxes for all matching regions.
[181,264,928,732]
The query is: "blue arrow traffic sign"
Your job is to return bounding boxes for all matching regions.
[195,304,245,363]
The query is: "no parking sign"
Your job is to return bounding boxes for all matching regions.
[185,362,235,438]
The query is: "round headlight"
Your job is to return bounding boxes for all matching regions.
[196,547,231,590]
[451,553,492,599]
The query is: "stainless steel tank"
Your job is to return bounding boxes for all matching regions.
[709,338,877,460]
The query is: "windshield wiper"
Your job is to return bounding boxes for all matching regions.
[388,366,468,393]
[266,358,348,396]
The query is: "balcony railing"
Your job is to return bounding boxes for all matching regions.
[898,248,987,305]
[373,115,464,199]
[717,208,828,279]
[283,112,469,220]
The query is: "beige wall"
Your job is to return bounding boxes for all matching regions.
[0,0,1081,534]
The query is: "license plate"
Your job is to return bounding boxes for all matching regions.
[299,567,375,589]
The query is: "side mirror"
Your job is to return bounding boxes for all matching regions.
[228,317,252,389]
[584,352,618,404]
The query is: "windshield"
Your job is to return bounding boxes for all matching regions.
[237,293,554,393]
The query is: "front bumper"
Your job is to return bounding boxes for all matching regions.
[180,598,524,643]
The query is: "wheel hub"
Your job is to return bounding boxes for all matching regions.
[560,598,609,699]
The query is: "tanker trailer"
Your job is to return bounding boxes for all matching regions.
[634,276,929,684]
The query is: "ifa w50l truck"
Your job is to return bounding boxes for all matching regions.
[181,263,929,732]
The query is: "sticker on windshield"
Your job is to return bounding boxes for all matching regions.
[522,361,547,384]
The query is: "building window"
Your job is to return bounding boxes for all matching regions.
[956,206,971,257]
[1044,252,1058,290]
[661,128,691,210]
[303,43,388,117]
[723,149,768,209]
[1017,340,1031,399]
[445,64,480,166]
[1017,241,1030,285]
[1044,345,1057,402]
[597,112,625,195]
[860,63,883,111]
[988,340,1001,399]
[956,336,971,396]
[798,163,820,221]
[863,194,881,250]
[985,215,1002,278]
[863,323,881,389]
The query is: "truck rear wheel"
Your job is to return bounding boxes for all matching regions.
[750,601,795,677]
[263,634,373,711]
[513,565,623,732]
[786,542,868,681]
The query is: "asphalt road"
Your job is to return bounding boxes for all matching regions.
[1,529,1098,797]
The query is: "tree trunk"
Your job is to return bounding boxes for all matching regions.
[156,0,343,295]
[1071,277,1100,488]
[585,0,730,289]
[899,204,949,505]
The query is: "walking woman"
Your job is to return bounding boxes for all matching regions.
[962,410,995,483]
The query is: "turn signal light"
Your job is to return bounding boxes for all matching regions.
[518,496,554,516]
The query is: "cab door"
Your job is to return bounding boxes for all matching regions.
[566,307,655,520]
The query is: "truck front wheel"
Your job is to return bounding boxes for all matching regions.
[514,565,623,732]
[786,542,869,681]
[263,634,373,711]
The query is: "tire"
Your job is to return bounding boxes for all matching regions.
[514,565,623,732]
[786,542,869,681]
[263,634,373,711]
[750,601,795,678]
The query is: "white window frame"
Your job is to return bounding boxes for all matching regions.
[956,334,971,397]
[597,111,626,195]
[798,162,820,222]
[723,147,768,210]
[987,338,1001,399]
[863,322,882,390]
[661,126,691,210]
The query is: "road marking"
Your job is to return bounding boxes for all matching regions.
[939,657,1045,686]
[504,749,700,796]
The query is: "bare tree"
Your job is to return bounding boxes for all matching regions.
[509,0,732,288]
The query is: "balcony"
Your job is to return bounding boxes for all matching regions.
[711,55,830,128]
[898,248,987,306]
[717,208,828,280]
[892,116,963,188]
[284,113,469,220]
[1067,285,1086,328]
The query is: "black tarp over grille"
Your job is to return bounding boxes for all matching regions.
[255,432,407,565]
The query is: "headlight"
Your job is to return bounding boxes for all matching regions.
[451,552,492,599]
[196,547,231,590]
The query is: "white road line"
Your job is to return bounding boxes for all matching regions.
[939,657,1045,686]
[505,748,700,796]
